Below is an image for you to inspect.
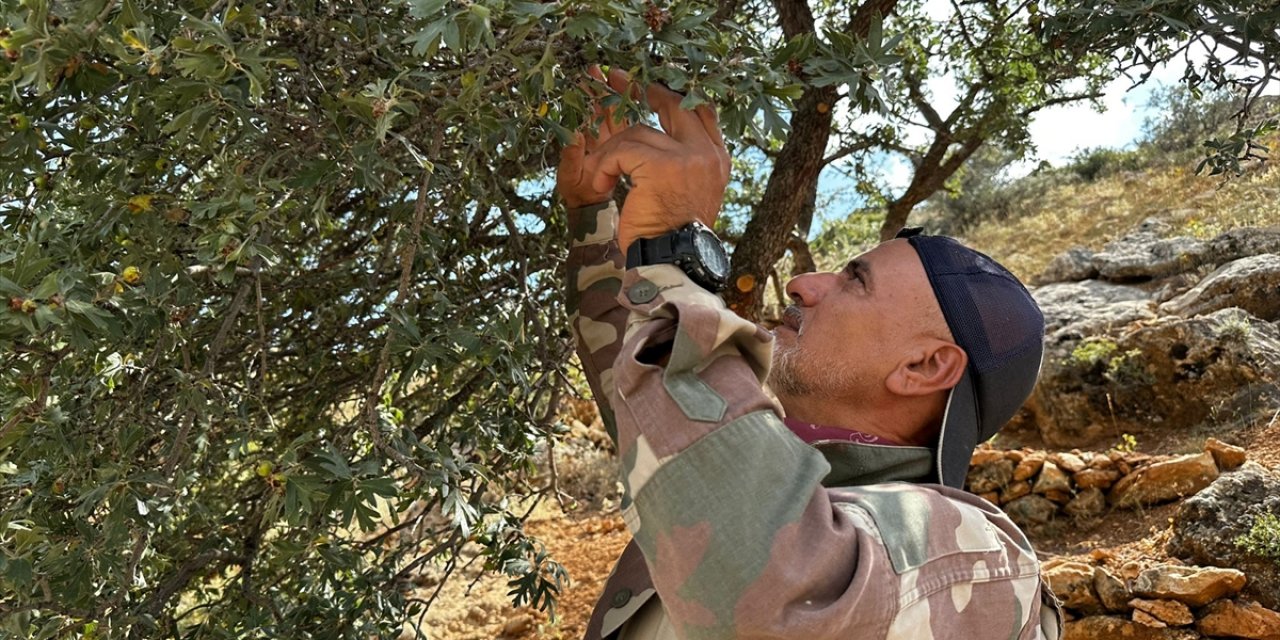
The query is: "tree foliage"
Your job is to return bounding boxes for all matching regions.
[0,0,1272,636]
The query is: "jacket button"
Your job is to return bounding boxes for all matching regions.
[627,280,659,305]
[611,588,632,608]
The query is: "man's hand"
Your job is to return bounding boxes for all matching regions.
[557,68,731,254]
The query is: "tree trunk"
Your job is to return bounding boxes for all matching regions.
[724,0,898,321]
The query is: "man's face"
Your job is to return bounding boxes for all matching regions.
[769,239,946,410]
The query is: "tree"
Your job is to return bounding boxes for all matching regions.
[0,0,1269,636]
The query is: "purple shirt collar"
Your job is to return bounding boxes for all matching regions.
[783,417,903,446]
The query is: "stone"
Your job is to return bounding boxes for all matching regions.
[1094,567,1131,612]
[970,447,1008,466]
[1109,452,1219,508]
[1167,462,1280,609]
[1088,455,1115,470]
[978,491,999,504]
[1014,452,1046,482]
[1074,468,1121,490]
[967,458,1015,494]
[1005,494,1058,527]
[1065,488,1106,518]
[1031,308,1280,448]
[1159,254,1280,321]
[1034,461,1074,494]
[1204,437,1248,470]
[1033,280,1156,343]
[1196,599,1280,640]
[1044,561,1102,612]
[1090,218,1208,282]
[1132,609,1167,628]
[502,613,534,636]
[1064,615,1200,640]
[1044,489,1074,505]
[1036,246,1099,284]
[1052,452,1088,473]
[1132,564,1246,607]
[1000,480,1032,503]
[1205,226,1280,274]
[1129,598,1193,626]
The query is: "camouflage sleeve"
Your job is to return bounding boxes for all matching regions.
[611,265,1049,639]
[566,201,626,442]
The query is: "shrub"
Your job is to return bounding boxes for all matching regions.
[1235,512,1280,568]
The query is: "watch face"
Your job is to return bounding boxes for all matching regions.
[693,229,730,279]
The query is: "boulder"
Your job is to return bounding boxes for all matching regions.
[1064,615,1200,640]
[1051,452,1088,473]
[1167,462,1280,609]
[1109,452,1219,508]
[1090,218,1207,282]
[970,447,1009,466]
[1031,308,1280,448]
[1159,254,1280,321]
[1065,488,1106,518]
[1044,561,1102,612]
[1000,480,1032,503]
[1203,437,1247,471]
[1131,564,1246,607]
[1128,598,1193,627]
[1196,599,1280,640]
[1033,280,1155,343]
[1205,225,1280,268]
[967,458,1015,494]
[1005,494,1058,528]
[1094,567,1131,612]
[1037,246,1099,284]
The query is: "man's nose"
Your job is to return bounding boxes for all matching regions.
[784,271,835,306]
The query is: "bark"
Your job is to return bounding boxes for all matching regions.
[723,0,898,320]
[879,137,984,240]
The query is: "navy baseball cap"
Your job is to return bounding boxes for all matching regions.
[897,229,1046,490]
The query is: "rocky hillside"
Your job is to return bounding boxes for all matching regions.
[416,158,1280,639]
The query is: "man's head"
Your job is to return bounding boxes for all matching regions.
[769,232,1044,488]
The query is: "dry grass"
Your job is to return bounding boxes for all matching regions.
[963,139,1280,281]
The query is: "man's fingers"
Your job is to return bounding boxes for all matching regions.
[582,129,671,193]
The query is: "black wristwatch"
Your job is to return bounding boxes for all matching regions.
[625,222,730,292]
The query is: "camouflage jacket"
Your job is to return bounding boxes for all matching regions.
[566,202,1063,640]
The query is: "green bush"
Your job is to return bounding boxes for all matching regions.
[1065,146,1146,182]
[1235,512,1280,568]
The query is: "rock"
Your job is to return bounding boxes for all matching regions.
[1205,226,1280,269]
[1052,452,1088,473]
[1037,246,1099,284]
[1044,489,1074,504]
[1034,461,1073,494]
[1094,567,1132,612]
[1065,488,1106,518]
[1014,452,1046,482]
[1129,598,1193,626]
[1110,452,1219,508]
[1044,561,1102,612]
[502,613,534,636]
[967,458,1015,494]
[1167,462,1280,609]
[1088,454,1115,471]
[1091,218,1208,282]
[1000,480,1032,503]
[978,491,999,504]
[1074,468,1121,490]
[1132,564,1246,607]
[1196,599,1280,640]
[1204,437,1248,471]
[1031,308,1280,448]
[1005,494,1058,527]
[1159,254,1280,321]
[1064,615,1200,640]
[1033,280,1155,343]
[970,447,1008,466]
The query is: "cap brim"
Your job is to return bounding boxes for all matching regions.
[936,369,980,489]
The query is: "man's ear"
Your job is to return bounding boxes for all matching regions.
[885,341,968,397]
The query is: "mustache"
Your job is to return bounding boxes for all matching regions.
[782,306,803,332]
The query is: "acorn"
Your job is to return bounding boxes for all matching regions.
[8,297,23,311]
[8,113,29,131]
[121,266,142,285]
[20,299,37,314]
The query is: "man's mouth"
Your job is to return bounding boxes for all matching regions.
[781,306,803,332]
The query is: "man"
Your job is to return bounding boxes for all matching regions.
[558,68,1062,639]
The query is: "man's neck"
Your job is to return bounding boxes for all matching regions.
[779,397,932,447]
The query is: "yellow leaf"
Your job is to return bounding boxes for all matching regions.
[127,194,154,213]
[122,32,147,52]
[121,266,142,285]
[536,102,549,117]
